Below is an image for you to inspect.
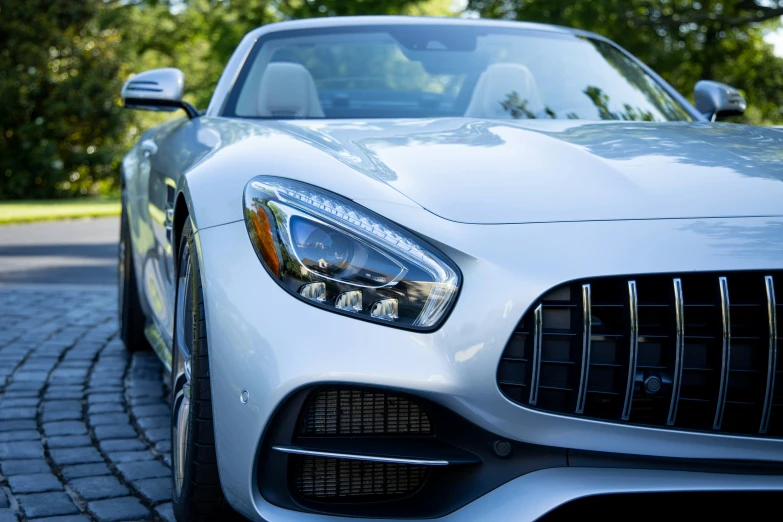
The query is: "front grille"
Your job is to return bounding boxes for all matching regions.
[497,271,782,438]
[293,456,428,501]
[300,388,432,436]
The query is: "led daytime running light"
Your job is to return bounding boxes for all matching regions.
[251,180,450,283]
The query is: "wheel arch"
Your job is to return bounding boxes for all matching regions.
[173,191,190,268]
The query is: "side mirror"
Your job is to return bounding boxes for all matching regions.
[694,80,746,121]
[121,68,199,119]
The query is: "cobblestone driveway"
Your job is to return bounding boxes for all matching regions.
[0,286,175,522]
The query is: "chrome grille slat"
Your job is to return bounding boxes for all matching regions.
[496,271,783,439]
[760,275,778,434]
[528,304,543,406]
[713,277,731,430]
[667,278,685,427]
[621,280,638,421]
[575,284,592,415]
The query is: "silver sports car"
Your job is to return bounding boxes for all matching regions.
[118,15,783,522]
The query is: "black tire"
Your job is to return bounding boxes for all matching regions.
[119,198,151,353]
[171,218,236,522]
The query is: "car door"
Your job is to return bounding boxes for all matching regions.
[140,117,216,346]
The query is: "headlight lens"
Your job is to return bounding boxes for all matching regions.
[243,177,460,330]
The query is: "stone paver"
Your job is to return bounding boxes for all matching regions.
[133,478,171,504]
[0,442,44,460]
[87,403,123,415]
[0,460,50,477]
[35,515,90,522]
[0,287,175,521]
[49,448,103,467]
[98,439,146,453]
[106,451,155,463]
[155,503,175,522]
[40,410,82,423]
[45,436,92,449]
[0,421,36,432]
[7,473,62,494]
[115,461,169,482]
[89,413,129,427]
[16,493,78,518]
[92,425,137,441]
[60,464,111,481]
[88,497,151,521]
[42,422,87,437]
[69,476,129,501]
[0,432,39,443]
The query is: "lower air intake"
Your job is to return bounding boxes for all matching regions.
[294,456,429,501]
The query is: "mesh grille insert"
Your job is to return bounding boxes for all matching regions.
[294,456,429,501]
[300,388,432,436]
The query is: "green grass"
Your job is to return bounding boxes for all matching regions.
[0,198,121,225]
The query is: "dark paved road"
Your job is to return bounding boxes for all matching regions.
[0,220,174,520]
[0,218,119,286]
[0,286,174,522]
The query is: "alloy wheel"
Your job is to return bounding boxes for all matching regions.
[172,245,193,500]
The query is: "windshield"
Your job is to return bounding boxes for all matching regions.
[224,24,692,122]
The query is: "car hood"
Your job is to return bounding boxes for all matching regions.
[265,119,783,224]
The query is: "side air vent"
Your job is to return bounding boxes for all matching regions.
[497,271,782,438]
[300,388,432,436]
[271,387,478,509]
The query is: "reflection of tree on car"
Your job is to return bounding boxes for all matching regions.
[499,86,656,121]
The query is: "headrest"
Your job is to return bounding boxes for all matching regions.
[464,63,544,119]
[256,62,324,118]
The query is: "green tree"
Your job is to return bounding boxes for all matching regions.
[278,0,439,18]
[113,0,449,110]
[0,0,130,199]
[1,0,451,199]
[467,0,783,124]
[103,0,279,110]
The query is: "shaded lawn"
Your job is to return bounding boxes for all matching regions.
[0,198,121,225]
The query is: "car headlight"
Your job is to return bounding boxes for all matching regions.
[243,177,461,331]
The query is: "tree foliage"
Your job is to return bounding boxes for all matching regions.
[1,0,448,198]
[468,0,783,124]
[113,0,453,109]
[2,0,783,199]
[0,0,129,198]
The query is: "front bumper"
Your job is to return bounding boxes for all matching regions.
[196,215,783,520]
[242,468,783,522]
